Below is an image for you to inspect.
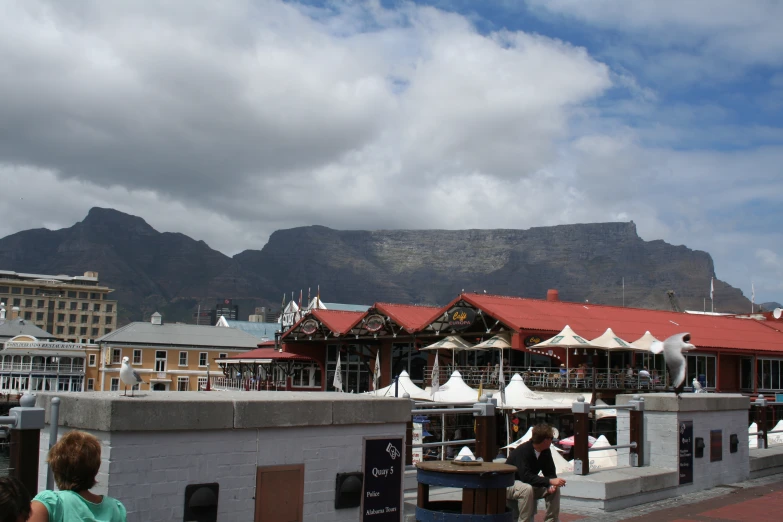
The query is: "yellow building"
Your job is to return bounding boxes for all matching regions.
[0,270,118,343]
[95,312,260,392]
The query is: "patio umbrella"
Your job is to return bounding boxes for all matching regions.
[366,370,430,400]
[589,328,645,379]
[631,331,661,351]
[493,374,570,410]
[558,435,597,447]
[529,325,601,387]
[474,332,512,403]
[420,335,483,373]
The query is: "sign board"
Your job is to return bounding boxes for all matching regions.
[365,314,385,333]
[362,436,404,521]
[679,420,693,485]
[301,319,318,335]
[411,423,423,465]
[447,307,475,331]
[776,393,783,403]
[710,430,723,462]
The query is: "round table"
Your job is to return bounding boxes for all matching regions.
[415,461,516,521]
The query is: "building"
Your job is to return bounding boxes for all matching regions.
[214,299,239,321]
[248,306,277,323]
[0,312,96,393]
[250,290,783,395]
[0,270,118,343]
[215,316,279,341]
[96,312,260,392]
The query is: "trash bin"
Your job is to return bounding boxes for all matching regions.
[415,461,516,521]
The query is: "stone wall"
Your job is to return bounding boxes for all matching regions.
[35,391,410,522]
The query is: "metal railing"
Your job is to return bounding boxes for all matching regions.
[571,395,645,475]
[0,393,45,494]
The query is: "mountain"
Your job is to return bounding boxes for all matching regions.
[760,302,782,311]
[0,208,754,323]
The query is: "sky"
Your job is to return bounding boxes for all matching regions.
[0,0,781,304]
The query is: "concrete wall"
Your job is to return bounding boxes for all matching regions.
[617,393,750,493]
[35,391,410,522]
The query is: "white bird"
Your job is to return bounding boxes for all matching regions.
[650,333,695,396]
[692,378,703,393]
[120,356,144,397]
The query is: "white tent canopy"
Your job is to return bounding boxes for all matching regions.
[473,332,512,350]
[420,335,477,351]
[749,422,758,449]
[431,371,480,403]
[769,420,783,446]
[590,328,644,351]
[631,331,660,351]
[502,427,533,450]
[594,399,617,420]
[551,446,573,474]
[538,392,593,405]
[529,325,596,350]
[494,374,570,411]
[588,435,618,469]
[365,370,431,400]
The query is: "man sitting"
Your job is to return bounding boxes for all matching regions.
[506,424,566,522]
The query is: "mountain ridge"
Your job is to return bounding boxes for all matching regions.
[0,208,753,323]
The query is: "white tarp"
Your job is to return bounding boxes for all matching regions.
[502,427,533,449]
[494,374,570,411]
[364,370,431,400]
[431,371,480,403]
[538,392,593,405]
[594,399,617,420]
[551,446,573,474]
[749,422,758,449]
[769,420,783,446]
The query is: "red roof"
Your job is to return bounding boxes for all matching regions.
[461,293,783,352]
[308,309,365,335]
[374,303,441,332]
[227,347,313,361]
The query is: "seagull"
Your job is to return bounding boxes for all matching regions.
[120,356,144,397]
[692,378,703,393]
[650,333,695,397]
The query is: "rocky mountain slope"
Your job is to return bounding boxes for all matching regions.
[0,208,752,323]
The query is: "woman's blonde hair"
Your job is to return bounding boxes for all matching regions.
[47,430,101,491]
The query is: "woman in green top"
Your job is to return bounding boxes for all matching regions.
[30,430,127,522]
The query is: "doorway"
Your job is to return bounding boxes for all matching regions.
[152,383,168,391]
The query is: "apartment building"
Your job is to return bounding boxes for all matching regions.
[0,270,118,343]
[96,312,260,392]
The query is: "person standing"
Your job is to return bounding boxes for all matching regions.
[505,424,565,522]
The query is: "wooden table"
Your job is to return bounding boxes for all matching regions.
[415,461,516,521]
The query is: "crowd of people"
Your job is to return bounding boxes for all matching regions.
[0,431,126,522]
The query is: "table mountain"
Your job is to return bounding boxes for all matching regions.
[0,208,752,323]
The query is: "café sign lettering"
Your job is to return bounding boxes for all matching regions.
[365,314,385,333]
[301,319,319,335]
[447,307,475,330]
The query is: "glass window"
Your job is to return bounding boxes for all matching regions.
[81,303,88,311]
[11,287,20,294]
[69,314,76,322]
[67,291,76,298]
[57,326,64,334]
[91,328,99,337]
[105,317,113,325]
[25,299,33,307]
[110,378,119,391]
[36,312,44,321]
[133,350,142,365]
[57,313,65,321]
[179,352,188,366]
[106,304,114,313]
[178,377,189,391]
[91,293,99,300]
[88,354,96,367]
[198,377,208,391]
[0,285,7,293]
[78,292,88,299]
[12,298,20,306]
[23,287,33,295]
[24,312,32,320]
[81,315,88,323]
[92,316,100,324]
[105,328,112,334]
[199,353,208,366]
[686,354,716,388]
[93,304,101,312]
[80,327,87,335]
[155,351,167,372]
[68,326,76,335]
[70,302,77,310]
[37,299,45,308]
[58,301,65,310]
[219,353,228,359]
[112,349,122,364]
[87,378,95,391]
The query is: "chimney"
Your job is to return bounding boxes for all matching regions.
[151,312,163,325]
[10,306,20,320]
[546,289,560,302]
[84,271,99,278]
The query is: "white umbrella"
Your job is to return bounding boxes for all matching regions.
[373,349,381,391]
[590,328,644,381]
[768,420,783,446]
[494,374,570,410]
[631,331,661,351]
[530,325,600,387]
[333,352,343,392]
[431,371,479,403]
[419,335,476,351]
[749,422,758,449]
[366,370,430,400]
[475,332,512,402]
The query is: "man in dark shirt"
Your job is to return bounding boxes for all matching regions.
[506,424,566,522]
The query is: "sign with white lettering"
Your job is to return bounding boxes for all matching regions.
[679,420,693,485]
[361,436,403,521]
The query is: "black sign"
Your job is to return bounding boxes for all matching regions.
[362,437,403,521]
[710,430,723,462]
[447,307,476,330]
[524,335,542,347]
[679,420,693,485]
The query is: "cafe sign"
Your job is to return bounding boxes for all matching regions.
[301,319,319,336]
[447,307,475,331]
[365,314,385,333]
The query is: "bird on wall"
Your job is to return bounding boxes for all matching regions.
[120,356,144,397]
[650,333,696,397]
[692,378,703,393]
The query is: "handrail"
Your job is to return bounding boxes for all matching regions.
[589,442,637,452]
[411,438,477,449]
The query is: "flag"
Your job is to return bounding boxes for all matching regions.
[333,352,343,392]
[431,353,440,397]
[373,349,381,391]
[317,284,320,303]
[710,278,714,300]
[308,287,311,304]
[752,282,755,305]
[499,353,506,406]
[298,289,302,308]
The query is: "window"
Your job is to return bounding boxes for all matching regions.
[24,312,32,320]
[179,352,188,366]
[219,353,228,359]
[36,312,44,321]
[91,328,99,337]
[110,378,120,392]
[0,286,7,293]
[25,299,33,307]
[90,292,99,300]
[23,287,33,295]
[105,328,112,334]
[12,298,20,306]
[177,377,189,391]
[198,377,208,391]
[155,351,167,372]
[112,349,122,364]
[78,292,88,299]
[292,364,321,388]
[57,313,65,322]
[199,353,208,367]
[686,354,716,389]
[92,316,100,324]
[58,301,65,310]
[70,302,77,310]
[93,304,101,312]
[105,317,113,325]
[56,326,64,334]
[80,327,87,335]
[87,378,95,391]
[106,304,114,313]
[88,354,96,367]
[81,303,88,311]
[37,299,45,308]
[81,315,88,323]
[67,291,76,298]
[11,287,20,294]
[68,326,76,335]
[757,358,783,391]
[69,314,76,322]
[133,349,142,365]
